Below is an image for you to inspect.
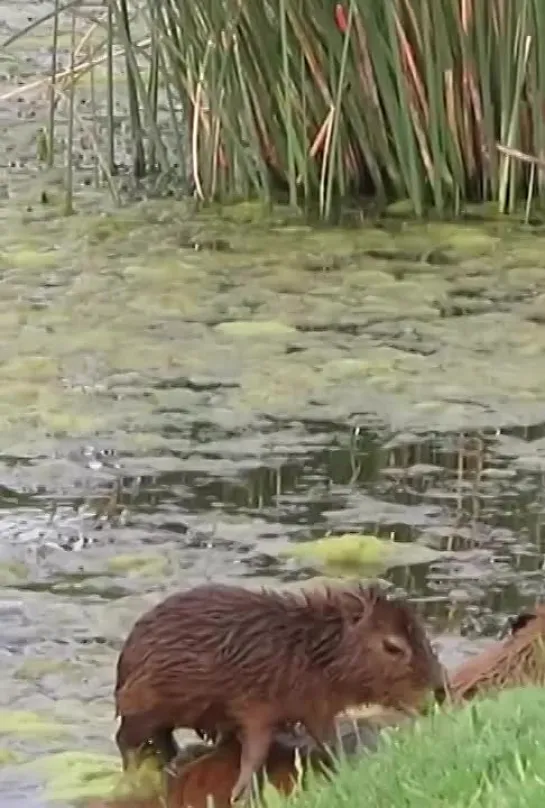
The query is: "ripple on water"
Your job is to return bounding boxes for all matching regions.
[0,768,48,808]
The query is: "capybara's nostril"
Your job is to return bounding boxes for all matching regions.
[434,685,447,705]
[430,656,449,705]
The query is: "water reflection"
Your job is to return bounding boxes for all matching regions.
[1,418,544,626]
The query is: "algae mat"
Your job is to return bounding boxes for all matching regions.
[0,198,543,806]
[0,201,544,447]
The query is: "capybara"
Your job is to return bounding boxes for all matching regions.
[163,712,404,808]
[115,581,445,801]
[89,709,407,808]
[448,605,545,701]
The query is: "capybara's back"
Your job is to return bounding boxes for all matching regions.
[115,581,445,771]
[449,606,545,701]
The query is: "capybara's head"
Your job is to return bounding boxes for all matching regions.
[449,604,545,701]
[337,586,446,712]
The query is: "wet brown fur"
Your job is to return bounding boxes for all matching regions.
[85,800,159,808]
[89,712,404,808]
[449,605,545,701]
[83,740,340,808]
[115,581,445,799]
[165,735,333,808]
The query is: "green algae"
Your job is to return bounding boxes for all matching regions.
[0,710,74,738]
[14,658,81,682]
[34,751,163,803]
[321,356,399,380]
[202,199,278,225]
[215,320,298,338]
[107,553,170,578]
[418,223,499,255]
[0,561,29,585]
[0,748,22,766]
[0,196,542,438]
[284,534,444,574]
[0,247,61,271]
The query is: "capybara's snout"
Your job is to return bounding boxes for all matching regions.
[431,657,448,705]
[409,653,447,712]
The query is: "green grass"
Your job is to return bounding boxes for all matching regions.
[266,687,545,808]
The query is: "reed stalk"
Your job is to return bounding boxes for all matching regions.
[6,0,545,219]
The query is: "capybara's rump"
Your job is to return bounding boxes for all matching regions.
[448,605,545,701]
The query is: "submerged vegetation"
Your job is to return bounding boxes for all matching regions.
[6,0,545,220]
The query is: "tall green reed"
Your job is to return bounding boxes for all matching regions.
[113,0,545,218]
[5,0,545,220]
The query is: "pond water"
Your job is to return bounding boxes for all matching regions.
[0,205,544,806]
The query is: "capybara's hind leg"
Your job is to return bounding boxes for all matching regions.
[230,723,273,805]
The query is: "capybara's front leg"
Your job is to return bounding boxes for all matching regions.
[116,716,144,770]
[197,726,237,746]
[153,727,179,764]
[301,712,337,753]
[230,722,273,805]
[116,716,177,770]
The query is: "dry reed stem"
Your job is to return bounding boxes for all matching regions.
[0,37,150,102]
[496,142,545,169]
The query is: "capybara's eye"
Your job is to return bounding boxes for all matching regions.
[382,636,406,656]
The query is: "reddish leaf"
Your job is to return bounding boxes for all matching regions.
[334,4,348,34]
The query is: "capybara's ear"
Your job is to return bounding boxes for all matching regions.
[359,584,385,616]
[367,584,387,602]
[501,610,536,638]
